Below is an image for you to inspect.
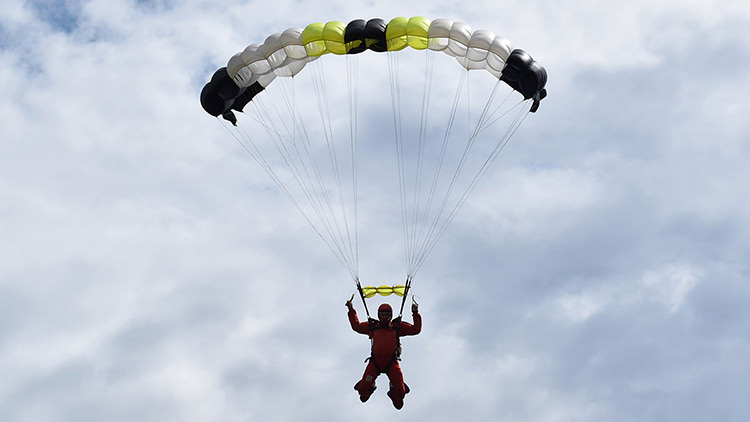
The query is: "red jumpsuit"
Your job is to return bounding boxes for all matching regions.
[348,306,421,408]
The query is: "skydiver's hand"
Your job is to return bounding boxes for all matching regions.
[412,301,419,313]
[345,294,354,309]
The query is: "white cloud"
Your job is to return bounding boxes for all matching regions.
[638,264,701,312]
[2,1,750,421]
[462,164,606,240]
[550,262,701,324]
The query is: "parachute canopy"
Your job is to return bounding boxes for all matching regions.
[201,17,547,124]
[200,17,547,297]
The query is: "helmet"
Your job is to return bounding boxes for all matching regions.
[377,303,393,323]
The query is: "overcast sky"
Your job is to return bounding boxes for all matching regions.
[2,1,749,421]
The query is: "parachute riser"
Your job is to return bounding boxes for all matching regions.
[355,279,372,319]
[397,276,413,318]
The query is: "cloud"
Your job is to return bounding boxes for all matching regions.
[2,1,750,421]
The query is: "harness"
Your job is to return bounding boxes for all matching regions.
[365,320,402,374]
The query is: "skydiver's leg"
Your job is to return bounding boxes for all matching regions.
[354,361,379,402]
[385,361,406,409]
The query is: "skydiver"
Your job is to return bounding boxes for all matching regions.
[346,297,421,410]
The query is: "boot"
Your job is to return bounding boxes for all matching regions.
[386,389,404,410]
[354,381,376,403]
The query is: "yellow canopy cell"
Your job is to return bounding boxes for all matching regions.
[385,17,409,51]
[323,21,347,55]
[302,22,327,57]
[406,17,430,50]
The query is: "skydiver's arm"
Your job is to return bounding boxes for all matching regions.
[399,311,422,336]
[347,304,371,335]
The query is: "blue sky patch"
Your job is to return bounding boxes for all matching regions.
[28,0,82,34]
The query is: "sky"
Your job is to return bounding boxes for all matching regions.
[1,0,749,421]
